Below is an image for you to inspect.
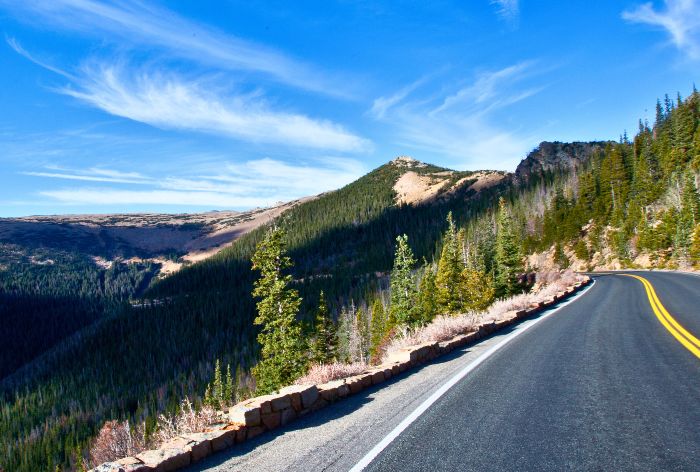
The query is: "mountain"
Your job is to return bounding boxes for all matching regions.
[4,86,698,472]
[0,155,516,471]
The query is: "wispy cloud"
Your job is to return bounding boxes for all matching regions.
[54,62,370,152]
[491,0,520,24]
[623,0,700,58]
[370,76,431,119]
[430,61,538,115]
[27,157,367,208]
[5,40,371,153]
[1,0,350,96]
[370,61,544,170]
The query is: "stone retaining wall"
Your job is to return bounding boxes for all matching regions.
[92,277,591,472]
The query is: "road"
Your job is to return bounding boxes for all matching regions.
[190,271,700,472]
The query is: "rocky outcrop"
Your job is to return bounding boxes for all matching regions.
[514,141,610,183]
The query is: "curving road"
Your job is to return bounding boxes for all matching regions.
[192,271,700,472]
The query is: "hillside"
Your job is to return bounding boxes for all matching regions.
[0,156,517,471]
[0,140,628,471]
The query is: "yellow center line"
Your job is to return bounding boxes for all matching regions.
[623,274,700,359]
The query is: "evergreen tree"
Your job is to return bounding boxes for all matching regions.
[494,198,524,297]
[250,226,308,394]
[369,298,387,362]
[213,358,223,407]
[417,265,438,323]
[690,224,700,267]
[435,212,463,313]
[310,291,338,364]
[675,173,700,259]
[460,268,495,312]
[389,234,418,326]
[224,364,234,405]
[355,307,370,362]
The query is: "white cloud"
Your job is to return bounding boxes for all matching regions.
[1,0,349,96]
[370,76,430,119]
[27,157,367,208]
[491,0,520,23]
[370,62,543,170]
[57,63,370,152]
[430,61,536,115]
[623,0,700,58]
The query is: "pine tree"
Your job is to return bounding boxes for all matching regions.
[435,212,463,313]
[310,291,338,364]
[224,364,234,405]
[213,359,223,407]
[203,383,213,408]
[675,173,700,259]
[251,225,308,394]
[369,298,387,362]
[355,307,370,362]
[690,224,700,267]
[389,234,418,326]
[494,198,524,298]
[460,268,495,312]
[417,264,438,323]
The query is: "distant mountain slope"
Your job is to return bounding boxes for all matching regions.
[0,199,310,274]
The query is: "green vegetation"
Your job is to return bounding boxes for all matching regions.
[389,234,418,326]
[310,291,338,364]
[250,226,308,395]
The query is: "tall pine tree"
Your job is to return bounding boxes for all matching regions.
[389,234,418,326]
[435,212,463,313]
[251,226,308,394]
[494,198,524,298]
[311,291,338,364]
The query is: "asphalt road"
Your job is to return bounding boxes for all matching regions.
[192,271,700,472]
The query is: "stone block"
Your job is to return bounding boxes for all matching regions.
[280,384,319,410]
[280,407,297,426]
[136,447,191,472]
[234,426,247,443]
[318,383,339,402]
[179,433,212,462]
[337,382,350,398]
[247,426,265,439]
[311,396,329,411]
[206,429,236,452]
[268,393,292,412]
[370,370,385,385]
[229,403,261,427]
[383,367,392,380]
[261,411,281,430]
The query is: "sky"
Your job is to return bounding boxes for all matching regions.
[0,0,699,216]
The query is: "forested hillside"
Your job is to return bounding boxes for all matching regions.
[2,87,698,471]
[520,91,700,270]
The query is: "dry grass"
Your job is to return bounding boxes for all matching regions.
[295,362,368,385]
[89,420,147,466]
[89,398,219,467]
[383,270,585,361]
[154,398,218,445]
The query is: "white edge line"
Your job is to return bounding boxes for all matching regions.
[349,279,597,472]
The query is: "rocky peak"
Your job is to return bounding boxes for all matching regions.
[391,155,428,168]
[514,141,610,182]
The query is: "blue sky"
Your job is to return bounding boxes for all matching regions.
[0,0,699,216]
